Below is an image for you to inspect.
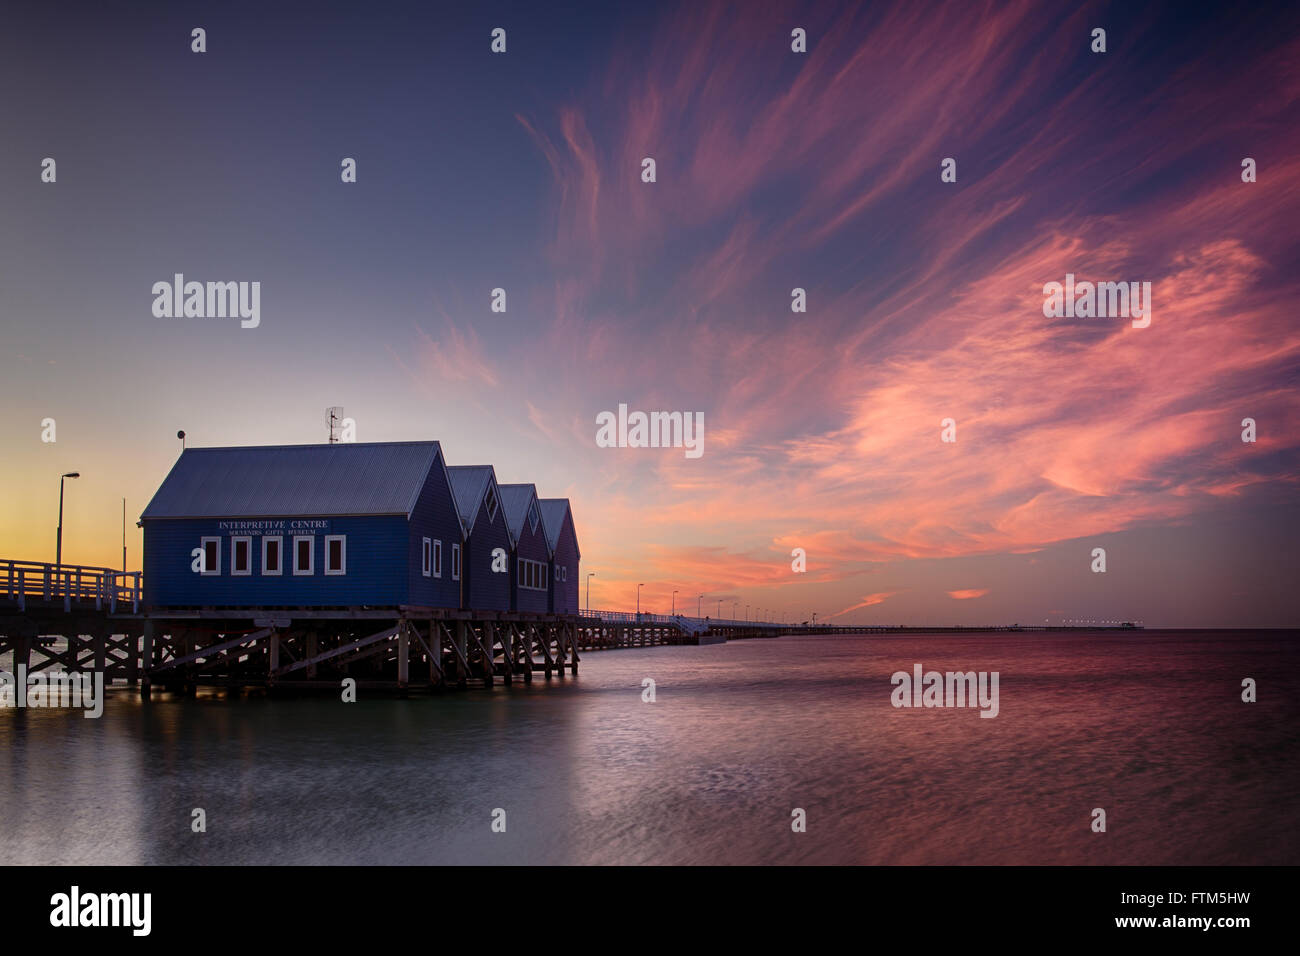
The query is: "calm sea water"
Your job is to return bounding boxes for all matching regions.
[2,630,1297,865]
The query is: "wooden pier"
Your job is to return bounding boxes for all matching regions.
[1,560,591,697]
[1,561,751,698]
[0,564,754,698]
[2,560,1142,700]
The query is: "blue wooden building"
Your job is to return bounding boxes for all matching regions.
[447,464,512,613]
[497,483,551,615]
[139,442,466,610]
[538,498,580,614]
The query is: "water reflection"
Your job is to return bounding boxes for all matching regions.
[2,632,1296,865]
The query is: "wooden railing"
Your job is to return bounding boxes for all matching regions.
[0,560,141,614]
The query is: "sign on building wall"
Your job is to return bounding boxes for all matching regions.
[214,519,332,536]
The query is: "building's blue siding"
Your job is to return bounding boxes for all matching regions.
[548,509,580,615]
[511,516,551,614]
[143,514,408,608]
[407,452,466,610]
[461,496,512,612]
[138,441,579,615]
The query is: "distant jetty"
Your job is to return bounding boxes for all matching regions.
[724,623,1145,637]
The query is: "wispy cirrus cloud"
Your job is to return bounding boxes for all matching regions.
[513,1,1300,614]
[828,592,901,619]
[391,318,499,391]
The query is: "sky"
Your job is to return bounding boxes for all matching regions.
[1,0,1298,626]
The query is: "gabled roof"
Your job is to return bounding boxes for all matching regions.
[447,465,500,536]
[497,483,544,544]
[140,441,453,522]
[537,498,579,559]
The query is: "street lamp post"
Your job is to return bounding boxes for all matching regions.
[698,594,702,617]
[56,472,80,576]
[637,583,644,618]
[586,572,595,613]
[672,590,678,616]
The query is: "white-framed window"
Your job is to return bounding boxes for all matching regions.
[433,539,443,578]
[231,536,252,576]
[262,536,283,576]
[452,543,461,581]
[422,537,432,577]
[293,535,315,575]
[560,566,567,582]
[325,535,346,575]
[485,485,498,523]
[200,537,221,575]
[517,557,547,591]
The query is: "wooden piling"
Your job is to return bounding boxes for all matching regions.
[397,620,409,694]
[140,620,154,699]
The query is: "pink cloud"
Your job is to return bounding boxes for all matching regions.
[509,3,1300,602]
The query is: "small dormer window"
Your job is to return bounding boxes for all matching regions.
[485,485,498,523]
[528,501,539,533]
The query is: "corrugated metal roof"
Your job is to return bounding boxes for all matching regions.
[538,498,570,552]
[140,442,444,519]
[447,465,495,532]
[497,483,540,540]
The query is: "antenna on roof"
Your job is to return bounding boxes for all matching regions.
[326,407,345,444]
